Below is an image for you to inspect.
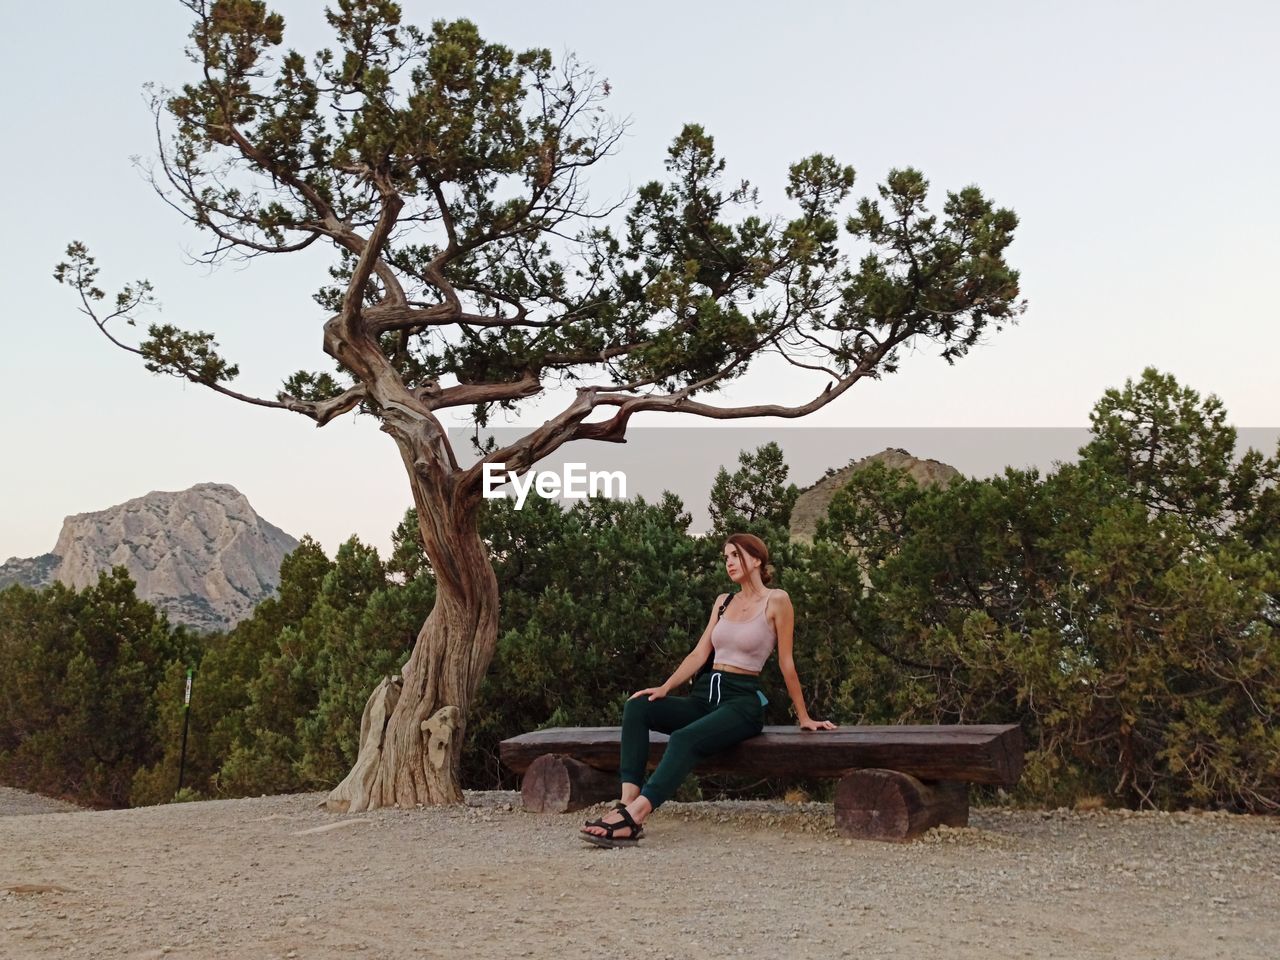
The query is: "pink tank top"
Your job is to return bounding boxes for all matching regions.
[711,590,777,672]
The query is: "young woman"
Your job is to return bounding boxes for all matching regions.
[580,533,838,847]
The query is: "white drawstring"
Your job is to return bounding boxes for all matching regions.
[709,672,722,705]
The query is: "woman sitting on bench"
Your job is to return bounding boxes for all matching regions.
[580,532,838,848]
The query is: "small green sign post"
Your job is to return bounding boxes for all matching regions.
[176,668,193,794]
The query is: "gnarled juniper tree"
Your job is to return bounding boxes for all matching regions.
[56,0,1023,810]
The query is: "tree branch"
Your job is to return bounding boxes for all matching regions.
[277,384,368,425]
[425,373,543,411]
[571,335,893,444]
[340,190,406,337]
[219,124,408,308]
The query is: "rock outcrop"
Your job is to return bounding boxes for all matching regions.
[789,447,962,543]
[0,553,60,592]
[0,483,299,632]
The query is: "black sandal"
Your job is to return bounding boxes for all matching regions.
[582,800,627,828]
[580,803,645,848]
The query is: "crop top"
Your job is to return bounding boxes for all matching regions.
[710,589,778,672]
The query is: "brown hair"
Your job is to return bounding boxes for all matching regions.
[722,533,773,586]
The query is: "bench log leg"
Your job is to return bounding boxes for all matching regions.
[834,769,968,842]
[520,753,618,813]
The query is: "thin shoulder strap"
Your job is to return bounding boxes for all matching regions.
[717,592,734,619]
[696,594,732,683]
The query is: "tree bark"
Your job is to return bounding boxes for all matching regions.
[325,458,499,812]
[520,754,618,813]
[833,769,969,842]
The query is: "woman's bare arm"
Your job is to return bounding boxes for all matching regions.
[773,590,838,730]
[636,594,725,699]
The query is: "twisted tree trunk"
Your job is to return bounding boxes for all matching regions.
[325,456,499,812]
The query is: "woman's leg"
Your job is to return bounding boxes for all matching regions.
[583,692,707,839]
[618,694,705,792]
[638,698,764,810]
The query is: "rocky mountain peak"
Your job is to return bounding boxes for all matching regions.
[2,483,299,632]
[789,447,962,543]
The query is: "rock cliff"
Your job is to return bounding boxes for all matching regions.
[789,447,962,543]
[0,483,299,632]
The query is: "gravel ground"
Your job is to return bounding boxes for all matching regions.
[0,788,84,817]
[1,788,1277,959]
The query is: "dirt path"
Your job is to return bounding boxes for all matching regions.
[1,789,1276,959]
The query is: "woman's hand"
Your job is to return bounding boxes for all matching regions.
[799,718,838,731]
[629,687,668,701]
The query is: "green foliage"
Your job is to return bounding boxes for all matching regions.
[795,370,1280,812]
[465,490,720,787]
[60,3,1026,425]
[128,660,198,806]
[53,242,241,385]
[1082,367,1244,539]
[0,568,187,807]
[292,570,434,786]
[280,370,345,403]
[841,169,1022,368]
[5,372,1276,813]
[138,324,240,382]
[217,535,408,794]
[387,507,431,582]
[708,441,800,543]
[129,536,334,804]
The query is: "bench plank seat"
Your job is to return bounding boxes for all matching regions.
[500,723,1024,786]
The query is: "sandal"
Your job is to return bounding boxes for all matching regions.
[582,800,627,827]
[580,801,628,836]
[583,798,632,829]
[580,802,645,848]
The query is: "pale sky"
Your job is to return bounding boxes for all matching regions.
[2,1,1277,562]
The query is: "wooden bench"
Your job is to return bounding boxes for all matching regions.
[499,724,1024,842]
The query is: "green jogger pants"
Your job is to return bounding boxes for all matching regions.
[620,670,768,809]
